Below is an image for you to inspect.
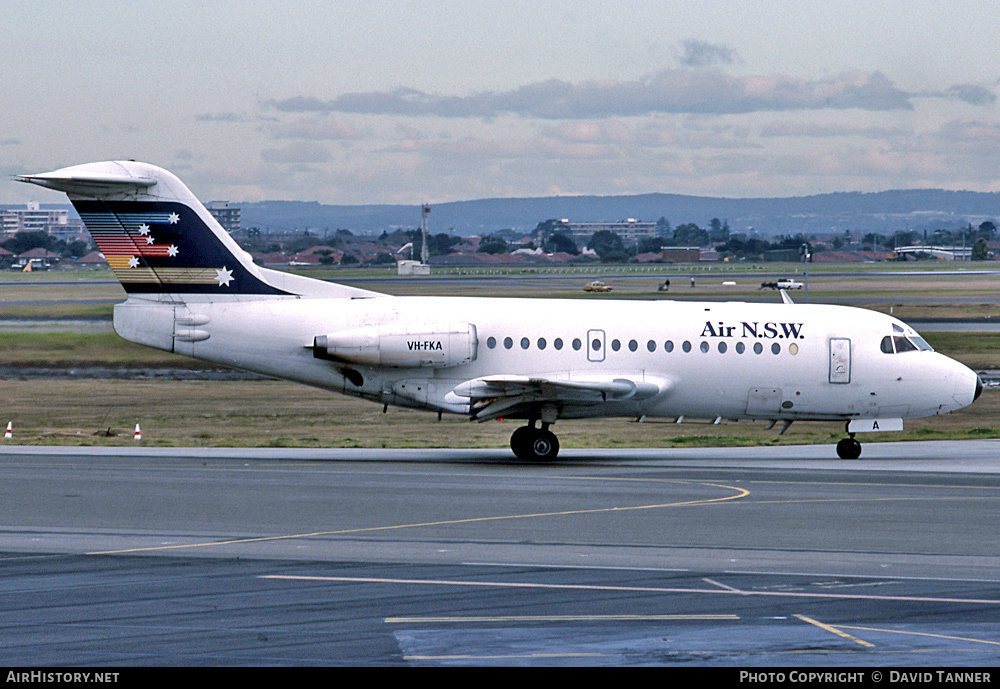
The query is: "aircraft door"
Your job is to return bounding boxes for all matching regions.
[587,329,605,362]
[829,338,851,384]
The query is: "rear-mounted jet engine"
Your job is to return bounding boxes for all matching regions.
[314,323,478,368]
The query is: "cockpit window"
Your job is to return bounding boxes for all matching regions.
[881,334,933,354]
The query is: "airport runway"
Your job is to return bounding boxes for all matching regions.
[2,441,1000,666]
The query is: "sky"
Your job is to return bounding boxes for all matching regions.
[4,1,1000,206]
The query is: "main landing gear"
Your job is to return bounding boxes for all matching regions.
[836,434,862,459]
[510,422,560,462]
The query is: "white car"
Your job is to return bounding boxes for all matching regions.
[761,278,804,290]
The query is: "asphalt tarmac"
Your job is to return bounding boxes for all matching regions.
[2,441,1000,667]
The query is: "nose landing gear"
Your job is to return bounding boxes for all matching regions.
[511,422,560,462]
[836,434,862,459]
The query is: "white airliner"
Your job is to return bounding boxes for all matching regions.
[16,161,983,460]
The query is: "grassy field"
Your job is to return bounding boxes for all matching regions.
[2,378,997,449]
[0,331,181,366]
[2,263,998,448]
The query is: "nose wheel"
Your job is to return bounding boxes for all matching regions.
[511,423,560,462]
[836,435,862,459]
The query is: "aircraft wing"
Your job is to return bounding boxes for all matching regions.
[450,374,672,421]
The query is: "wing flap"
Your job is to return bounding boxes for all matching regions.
[449,374,672,420]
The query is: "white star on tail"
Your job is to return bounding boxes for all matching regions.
[138,224,150,235]
[167,245,178,257]
[215,267,233,287]
[128,256,140,268]
[168,212,180,224]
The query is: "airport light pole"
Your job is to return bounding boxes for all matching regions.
[420,203,430,266]
[801,243,810,302]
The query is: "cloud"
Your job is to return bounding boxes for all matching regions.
[266,116,364,141]
[260,142,332,165]
[937,118,1000,144]
[677,40,739,68]
[268,68,918,119]
[758,121,909,139]
[942,84,996,106]
[195,112,250,123]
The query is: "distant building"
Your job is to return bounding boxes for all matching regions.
[74,251,108,267]
[206,201,241,233]
[14,247,61,270]
[397,259,430,276]
[1,202,85,241]
[661,247,701,263]
[562,219,657,244]
[894,245,973,261]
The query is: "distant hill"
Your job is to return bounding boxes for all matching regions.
[21,189,1000,239]
[240,189,1000,237]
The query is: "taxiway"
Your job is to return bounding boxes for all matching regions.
[2,441,999,666]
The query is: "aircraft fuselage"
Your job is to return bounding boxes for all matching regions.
[114,294,979,425]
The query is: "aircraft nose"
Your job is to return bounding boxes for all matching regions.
[944,358,982,411]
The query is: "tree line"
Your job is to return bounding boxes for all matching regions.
[1,230,91,259]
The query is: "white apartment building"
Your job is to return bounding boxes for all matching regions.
[561,219,657,244]
[1,202,86,241]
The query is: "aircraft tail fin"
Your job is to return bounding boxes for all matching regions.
[15,161,378,300]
